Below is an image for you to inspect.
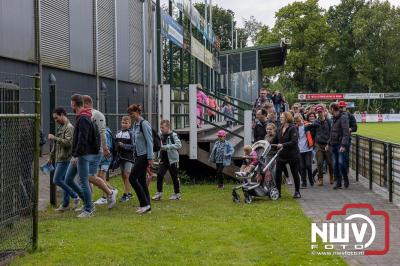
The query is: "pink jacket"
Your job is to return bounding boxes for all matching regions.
[197,91,208,108]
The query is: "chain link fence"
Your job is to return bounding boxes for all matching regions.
[0,72,40,262]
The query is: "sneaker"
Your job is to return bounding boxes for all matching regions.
[75,206,84,213]
[94,196,107,205]
[72,198,81,210]
[152,192,162,201]
[55,205,69,212]
[293,191,301,199]
[120,194,130,202]
[169,193,181,200]
[77,210,93,218]
[107,189,118,209]
[333,184,342,190]
[137,205,151,214]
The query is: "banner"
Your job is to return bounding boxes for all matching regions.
[354,113,400,123]
[298,93,400,101]
[161,10,184,48]
[191,36,214,69]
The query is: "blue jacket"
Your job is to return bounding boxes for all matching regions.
[133,117,154,160]
[209,140,234,166]
[160,132,182,165]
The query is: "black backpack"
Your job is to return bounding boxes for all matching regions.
[140,120,161,152]
[89,119,101,152]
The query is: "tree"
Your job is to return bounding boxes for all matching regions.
[243,16,263,45]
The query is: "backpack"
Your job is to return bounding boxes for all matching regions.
[140,120,161,152]
[89,119,101,152]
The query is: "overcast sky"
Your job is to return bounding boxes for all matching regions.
[192,0,400,28]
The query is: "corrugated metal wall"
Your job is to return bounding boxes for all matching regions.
[0,0,36,62]
[97,0,115,78]
[40,0,71,69]
[129,0,143,84]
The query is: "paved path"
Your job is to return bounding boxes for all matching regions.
[294,171,400,266]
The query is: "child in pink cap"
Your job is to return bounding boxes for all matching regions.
[209,130,234,189]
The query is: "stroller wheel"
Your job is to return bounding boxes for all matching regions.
[232,190,240,203]
[244,193,253,204]
[269,188,280,201]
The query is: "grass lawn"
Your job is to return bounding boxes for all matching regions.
[356,122,400,144]
[11,179,346,266]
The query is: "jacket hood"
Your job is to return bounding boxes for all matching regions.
[76,108,92,118]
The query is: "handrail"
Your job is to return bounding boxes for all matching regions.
[197,116,244,140]
[214,90,253,110]
[196,87,245,111]
[197,102,243,125]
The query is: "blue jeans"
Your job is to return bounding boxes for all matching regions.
[331,144,348,186]
[274,104,281,114]
[65,154,98,212]
[53,161,78,207]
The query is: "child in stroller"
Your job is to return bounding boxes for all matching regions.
[232,140,280,203]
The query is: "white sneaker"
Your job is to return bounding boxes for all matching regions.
[169,193,181,200]
[72,198,81,210]
[152,192,162,201]
[107,189,118,209]
[75,206,84,212]
[77,210,93,218]
[94,196,107,205]
[55,204,69,212]
[137,205,151,214]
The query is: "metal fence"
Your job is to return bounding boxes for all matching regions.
[0,72,40,261]
[350,135,400,202]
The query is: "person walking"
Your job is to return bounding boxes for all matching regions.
[196,84,208,128]
[294,114,314,188]
[338,101,357,175]
[271,112,301,199]
[82,95,117,208]
[209,130,234,189]
[272,91,284,116]
[252,88,272,121]
[207,94,219,123]
[115,116,135,202]
[128,104,154,214]
[328,103,350,189]
[48,107,80,211]
[65,94,100,218]
[253,109,268,142]
[152,120,182,201]
[313,105,334,186]
[221,98,235,128]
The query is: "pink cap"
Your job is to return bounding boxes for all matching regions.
[217,130,227,137]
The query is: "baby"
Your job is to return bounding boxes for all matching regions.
[236,145,258,177]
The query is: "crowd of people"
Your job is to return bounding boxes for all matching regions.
[209,87,357,200]
[48,94,183,218]
[49,86,357,218]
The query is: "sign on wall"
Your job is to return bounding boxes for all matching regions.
[298,93,400,101]
[161,10,184,48]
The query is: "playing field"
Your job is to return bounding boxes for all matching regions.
[11,180,345,266]
[356,122,400,144]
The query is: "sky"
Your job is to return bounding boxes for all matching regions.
[192,0,400,28]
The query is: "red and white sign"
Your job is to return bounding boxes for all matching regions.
[298,93,344,100]
[298,92,400,101]
[354,113,400,123]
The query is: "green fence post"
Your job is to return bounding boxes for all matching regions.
[33,73,41,250]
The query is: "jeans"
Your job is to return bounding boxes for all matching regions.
[315,144,333,181]
[299,151,313,186]
[65,154,97,212]
[274,104,281,115]
[331,144,348,186]
[157,162,180,193]
[53,161,78,207]
[129,154,150,207]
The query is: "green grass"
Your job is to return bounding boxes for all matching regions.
[356,122,400,143]
[12,179,346,266]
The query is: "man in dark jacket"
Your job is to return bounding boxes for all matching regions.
[252,88,272,121]
[313,106,334,186]
[338,101,357,174]
[253,109,268,142]
[65,94,100,218]
[327,103,350,189]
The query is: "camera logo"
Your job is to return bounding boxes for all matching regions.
[311,204,390,256]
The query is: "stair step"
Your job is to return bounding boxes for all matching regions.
[232,142,245,159]
[175,121,226,134]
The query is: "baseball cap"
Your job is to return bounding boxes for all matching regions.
[338,101,347,108]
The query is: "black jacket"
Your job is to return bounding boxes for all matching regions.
[253,120,268,142]
[313,118,332,145]
[329,113,350,147]
[271,123,300,161]
[343,112,357,133]
[72,114,100,157]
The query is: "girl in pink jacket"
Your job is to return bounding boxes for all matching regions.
[196,85,208,128]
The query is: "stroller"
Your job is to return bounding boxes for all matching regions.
[232,140,280,204]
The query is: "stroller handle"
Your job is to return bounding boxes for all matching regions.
[262,149,281,173]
